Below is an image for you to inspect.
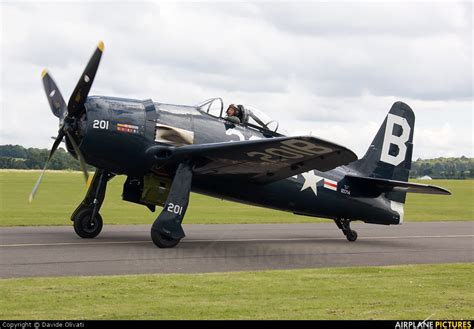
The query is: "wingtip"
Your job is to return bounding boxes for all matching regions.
[41,69,48,78]
[98,40,105,52]
[434,185,452,195]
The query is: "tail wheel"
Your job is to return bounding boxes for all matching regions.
[73,208,103,238]
[346,230,358,242]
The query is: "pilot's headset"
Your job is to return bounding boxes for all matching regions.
[236,105,245,121]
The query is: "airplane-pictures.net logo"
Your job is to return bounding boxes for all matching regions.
[395,320,472,329]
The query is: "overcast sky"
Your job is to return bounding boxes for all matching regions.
[1,0,472,159]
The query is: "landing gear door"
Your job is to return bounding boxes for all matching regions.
[122,175,172,210]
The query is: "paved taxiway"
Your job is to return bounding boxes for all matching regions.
[0,222,472,278]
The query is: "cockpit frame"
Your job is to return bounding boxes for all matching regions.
[195,98,283,137]
[195,98,224,118]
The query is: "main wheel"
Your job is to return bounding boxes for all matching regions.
[73,208,103,238]
[346,229,358,242]
[151,229,181,248]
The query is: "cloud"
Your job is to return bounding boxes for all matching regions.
[258,2,469,37]
[0,1,472,159]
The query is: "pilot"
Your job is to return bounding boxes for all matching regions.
[225,104,241,124]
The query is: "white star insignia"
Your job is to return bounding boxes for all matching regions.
[301,171,324,196]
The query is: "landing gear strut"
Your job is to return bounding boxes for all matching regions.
[71,169,114,238]
[151,162,193,248]
[335,218,358,242]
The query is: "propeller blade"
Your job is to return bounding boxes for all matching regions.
[41,69,67,120]
[65,130,89,183]
[29,130,65,203]
[67,41,104,117]
[51,136,65,143]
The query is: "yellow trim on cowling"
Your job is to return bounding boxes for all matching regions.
[86,175,93,187]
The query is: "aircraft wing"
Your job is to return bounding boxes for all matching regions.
[149,136,357,183]
[344,174,451,195]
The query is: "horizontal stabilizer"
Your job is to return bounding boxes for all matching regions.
[345,174,451,195]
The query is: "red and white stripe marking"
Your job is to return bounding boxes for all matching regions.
[324,179,338,191]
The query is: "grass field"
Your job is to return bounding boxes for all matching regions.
[1,263,472,320]
[0,171,472,226]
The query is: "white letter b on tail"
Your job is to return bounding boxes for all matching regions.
[380,114,411,166]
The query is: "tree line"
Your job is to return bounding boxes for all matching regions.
[0,144,472,179]
[0,144,94,171]
[410,156,473,179]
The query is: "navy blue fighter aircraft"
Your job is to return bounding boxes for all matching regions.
[30,41,450,248]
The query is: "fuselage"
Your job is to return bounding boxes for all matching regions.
[74,96,401,225]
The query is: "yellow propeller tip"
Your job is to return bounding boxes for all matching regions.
[86,175,93,187]
[98,41,105,52]
[28,194,33,203]
[41,69,48,78]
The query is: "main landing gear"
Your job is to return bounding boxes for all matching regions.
[151,162,193,248]
[335,218,358,242]
[71,169,114,239]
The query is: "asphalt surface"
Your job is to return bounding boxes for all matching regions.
[0,221,472,278]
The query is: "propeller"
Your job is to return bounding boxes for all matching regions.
[68,41,104,117]
[41,70,67,121]
[29,41,104,203]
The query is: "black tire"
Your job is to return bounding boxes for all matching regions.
[73,208,103,239]
[346,230,358,242]
[151,229,181,248]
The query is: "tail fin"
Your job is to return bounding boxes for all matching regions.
[348,101,415,202]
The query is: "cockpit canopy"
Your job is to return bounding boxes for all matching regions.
[195,98,282,134]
